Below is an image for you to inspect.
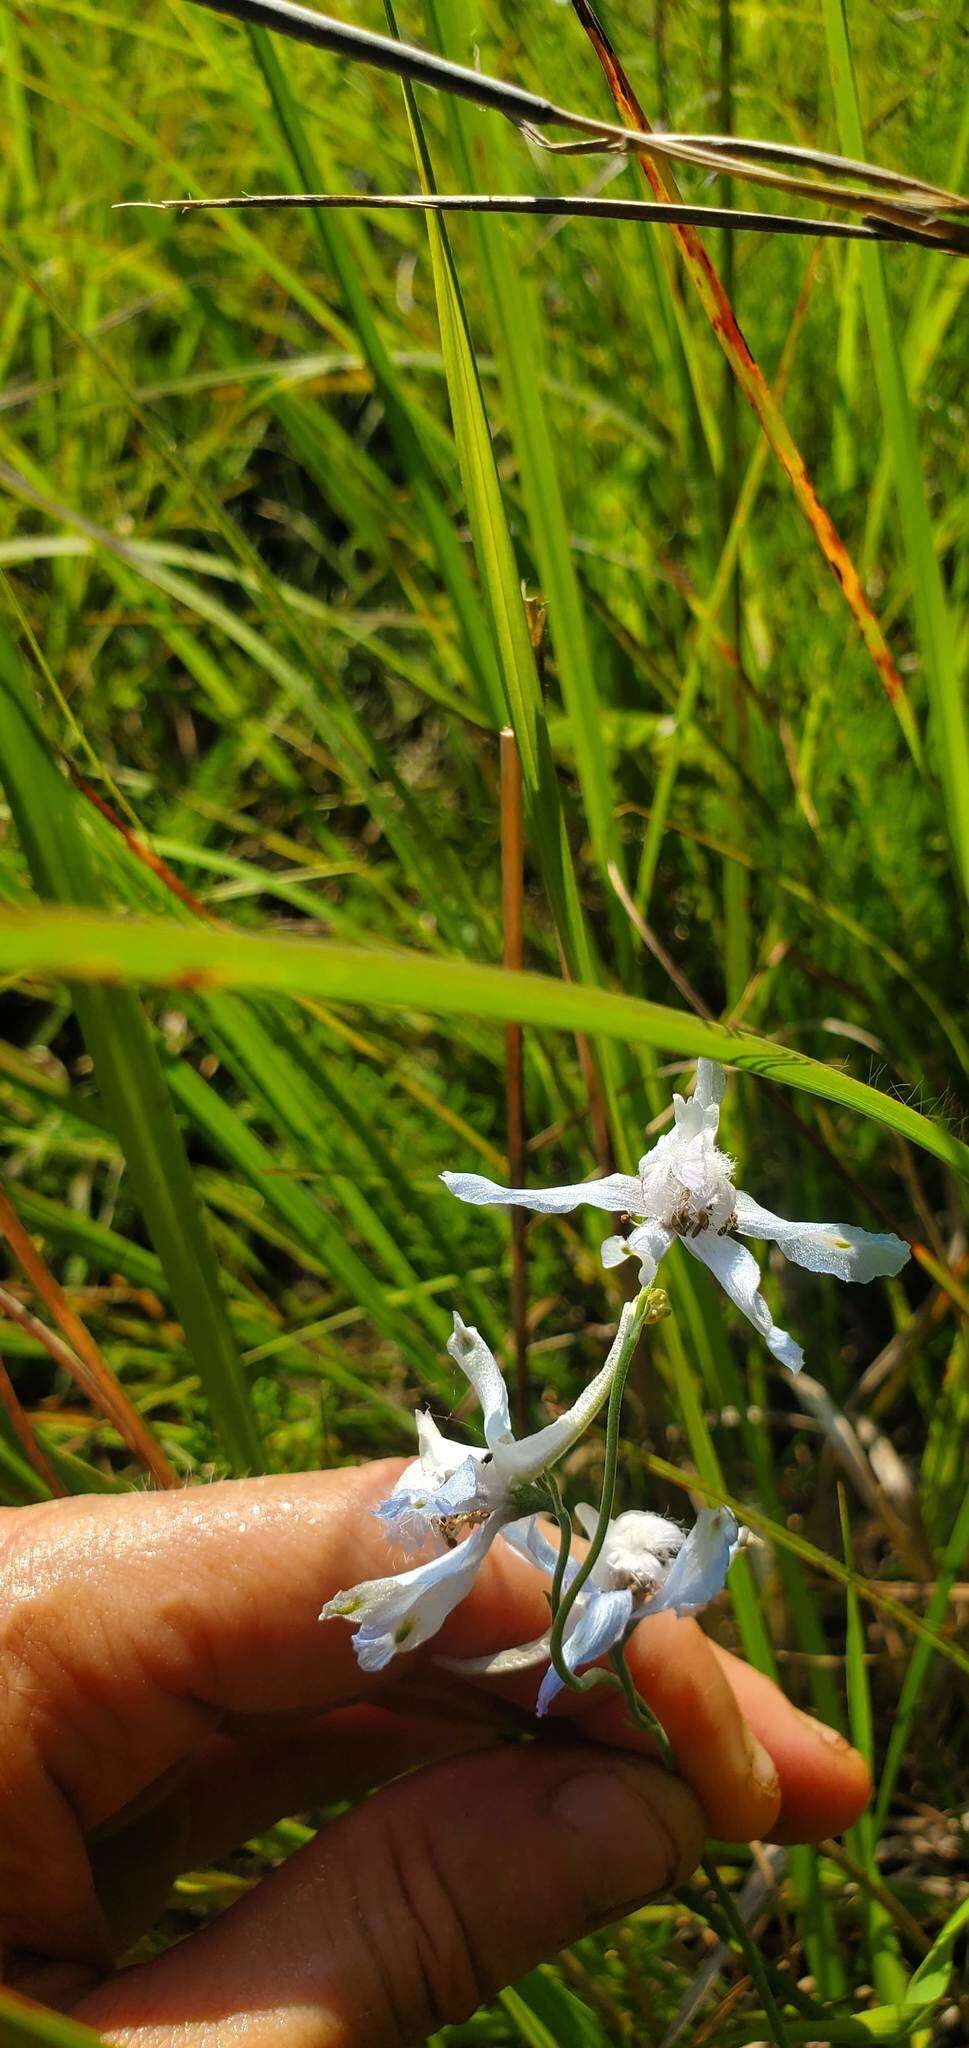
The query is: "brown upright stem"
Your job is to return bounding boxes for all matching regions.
[500,727,528,1431]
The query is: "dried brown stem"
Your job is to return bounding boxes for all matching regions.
[500,727,528,1431]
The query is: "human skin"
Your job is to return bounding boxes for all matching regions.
[0,1463,870,2045]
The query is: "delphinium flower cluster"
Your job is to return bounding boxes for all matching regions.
[322,1059,909,1722]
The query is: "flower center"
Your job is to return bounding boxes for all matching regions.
[437,1508,493,1547]
[608,1560,666,1597]
[639,1133,738,1239]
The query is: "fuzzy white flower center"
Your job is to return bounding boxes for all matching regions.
[598,1511,685,1598]
[637,1121,738,1239]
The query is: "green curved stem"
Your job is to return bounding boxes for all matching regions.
[543,1469,573,1622]
[547,1286,653,1695]
[608,1644,673,1759]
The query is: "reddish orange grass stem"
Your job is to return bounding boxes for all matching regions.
[0,1185,177,1488]
[570,0,921,761]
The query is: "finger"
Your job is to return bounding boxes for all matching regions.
[583,1613,782,1842]
[89,1703,501,1951]
[459,1605,782,1843]
[709,1646,871,1842]
[76,1744,704,2048]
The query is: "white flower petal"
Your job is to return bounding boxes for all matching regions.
[565,1585,635,1671]
[733,1192,910,1284]
[439,1630,553,1678]
[672,1095,722,1146]
[535,1586,634,1717]
[373,1489,442,1552]
[498,1299,638,1484]
[320,1513,503,1668]
[624,1220,673,1285]
[376,1413,489,1548]
[694,1060,727,1111]
[535,1664,566,1716]
[687,1229,804,1373]
[672,1060,725,1142]
[601,1232,631,1268]
[501,1514,564,1579]
[414,1409,472,1482]
[441,1169,643,1215]
[670,1132,715,1193]
[447,1313,511,1448]
[641,1507,738,1618]
[429,1455,489,1519]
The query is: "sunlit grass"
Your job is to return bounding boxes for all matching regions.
[0,0,967,2039]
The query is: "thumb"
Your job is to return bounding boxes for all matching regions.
[77,1744,704,2047]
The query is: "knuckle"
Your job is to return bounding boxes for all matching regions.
[359,1807,491,2036]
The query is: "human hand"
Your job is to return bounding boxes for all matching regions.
[1,1464,869,2046]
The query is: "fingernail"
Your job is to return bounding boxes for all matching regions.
[795,1707,853,1754]
[551,1759,703,1918]
[742,1722,781,1802]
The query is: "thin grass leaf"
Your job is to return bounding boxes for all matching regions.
[872,1474,969,1836]
[839,1492,909,2005]
[820,0,969,907]
[636,1447,969,1681]
[0,1990,107,2048]
[120,190,961,251]
[383,1,632,1144]
[182,0,969,223]
[0,621,265,1475]
[0,1187,175,1487]
[568,0,922,759]
[0,1352,64,1495]
[701,1857,792,2048]
[904,1895,969,2009]
[242,17,505,728]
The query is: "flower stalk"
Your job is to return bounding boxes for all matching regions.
[547,1285,658,1700]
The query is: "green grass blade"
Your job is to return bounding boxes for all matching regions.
[0,621,264,1474]
[872,1472,969,1836]
[904,1895,969,2009]
[821,0,969,907]
[0,1991,107,2048]
[2,903,965,1177]
[242,18,505,729]
[840,1494,908,2005]
[422,0,625,905]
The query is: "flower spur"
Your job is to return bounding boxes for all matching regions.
[442,1058,910,1373]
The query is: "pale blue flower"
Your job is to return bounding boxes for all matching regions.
[323,1302,639,1671]
[442,1059,910,1373]
[377,1300,639,1546]
[446,1502,746,1715]
[320,1515,503,1672]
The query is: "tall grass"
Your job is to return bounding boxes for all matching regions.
[0,0,966,2040]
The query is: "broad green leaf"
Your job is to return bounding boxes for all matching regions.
[1,903,964,1178]
[904,1894,969,2008]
